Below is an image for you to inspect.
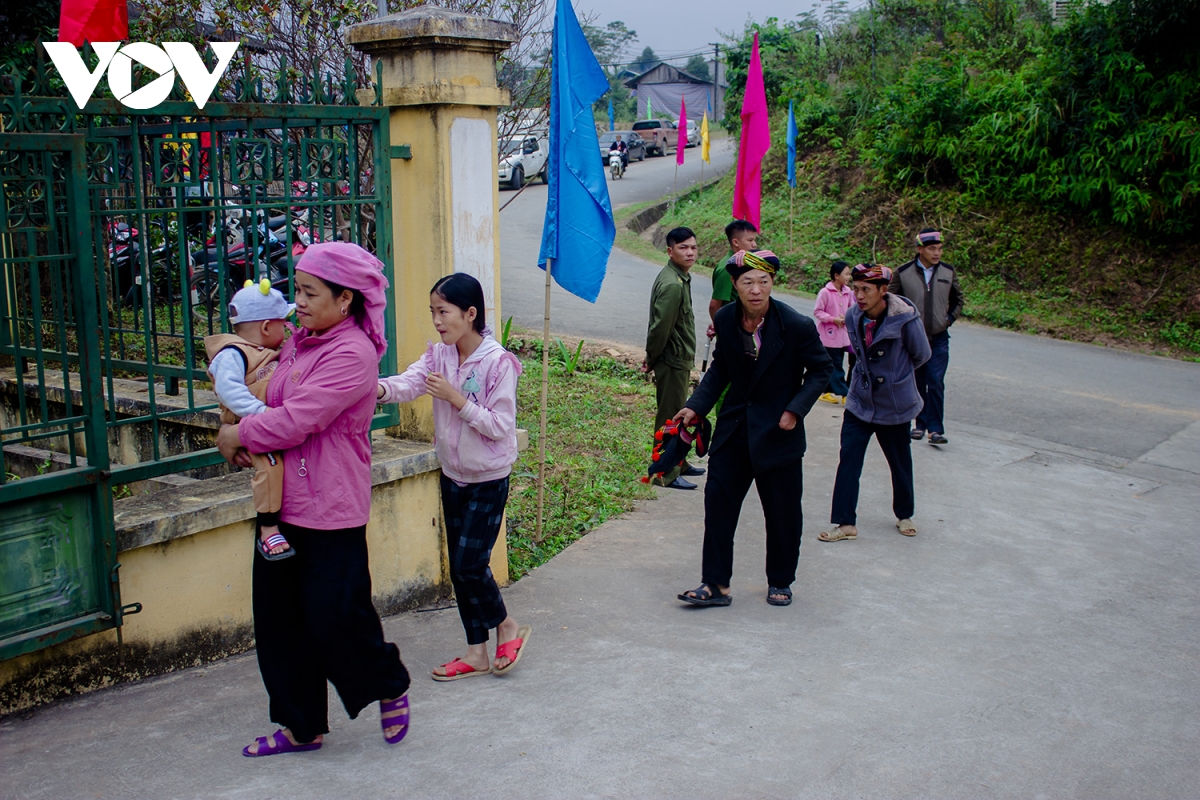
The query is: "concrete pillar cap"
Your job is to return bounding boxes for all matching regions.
[346,7,517,56]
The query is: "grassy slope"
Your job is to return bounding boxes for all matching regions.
[647,144,1200,360]
[505,338,656,580]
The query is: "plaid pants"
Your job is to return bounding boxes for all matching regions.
[440,473,510,645]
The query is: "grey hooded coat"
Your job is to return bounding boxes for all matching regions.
[845,293,932,426]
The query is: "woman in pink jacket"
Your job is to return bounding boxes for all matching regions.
[378,273,530,682]
[814,260,856,403]
[216,242,411,757]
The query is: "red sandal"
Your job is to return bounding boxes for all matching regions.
[432,658,491,681]
[493,625,532,675]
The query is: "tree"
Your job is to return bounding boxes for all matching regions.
[125,0,551,115]
[0,0,61,70]
[583,20,638,72]
[684,54,710,81]
[634,46,658,73]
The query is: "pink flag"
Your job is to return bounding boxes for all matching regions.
[732,32,771,228]
[676,97,687,166]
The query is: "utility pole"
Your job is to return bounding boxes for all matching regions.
[869,0,877,83]
[708,42,721,121]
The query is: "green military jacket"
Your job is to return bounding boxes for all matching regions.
[645,261,696,370]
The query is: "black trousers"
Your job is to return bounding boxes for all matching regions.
[702,423,805,589]
[441,473,510,645]
[253,522,411,744]
[830,410,915,525]
[824,346,849,396]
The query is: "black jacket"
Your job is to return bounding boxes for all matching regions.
[685,299,833,471]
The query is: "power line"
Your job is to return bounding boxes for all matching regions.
[595,49,714,69]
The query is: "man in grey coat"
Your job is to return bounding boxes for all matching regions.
[820,264,931,542]
[888,228,964,445]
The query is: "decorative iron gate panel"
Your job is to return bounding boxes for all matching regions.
[0,133,120,659]
[0,54,397,660]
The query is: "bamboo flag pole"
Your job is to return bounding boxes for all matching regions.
[789,185,795,253]
[535,258,552,544]
[673,161,679,198]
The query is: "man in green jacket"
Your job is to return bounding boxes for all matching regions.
[707,219,759,337]
[644,226,701,489]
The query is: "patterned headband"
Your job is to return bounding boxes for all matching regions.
[727,249,780,277]
[917,230,943,246]
[851,263,891,284]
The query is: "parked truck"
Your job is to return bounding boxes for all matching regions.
[631,119,678,157]
[498,133,549,189]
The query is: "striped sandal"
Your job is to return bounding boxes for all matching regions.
[256,532,295,561]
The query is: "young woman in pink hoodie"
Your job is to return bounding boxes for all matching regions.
[377,273,531,681]
[813,261,856,403]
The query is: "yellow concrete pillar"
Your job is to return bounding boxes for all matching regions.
[348,9,517,586]
[348,8,517,441]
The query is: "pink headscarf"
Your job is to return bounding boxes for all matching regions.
[296,242,390,358]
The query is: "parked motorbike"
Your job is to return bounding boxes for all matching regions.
[189,219,309,322]
[107,220,195,309]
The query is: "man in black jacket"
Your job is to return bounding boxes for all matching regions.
[888,228,964,445]
[673,251,832,608]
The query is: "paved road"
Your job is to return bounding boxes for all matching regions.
[499,144,1200,463]
[3,137,1199,799]
[5,397,1197,799]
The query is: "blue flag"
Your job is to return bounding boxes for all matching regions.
[787,99,798,189]
[608,97,614,131]
[537,0,615,303]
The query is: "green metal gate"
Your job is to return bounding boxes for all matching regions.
[0,133,128,659]
[0,53,398,661]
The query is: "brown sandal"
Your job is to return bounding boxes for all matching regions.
[818,525,857,542]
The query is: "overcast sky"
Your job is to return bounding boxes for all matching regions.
[575,0,820,66]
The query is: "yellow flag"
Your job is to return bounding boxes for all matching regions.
[700,111,710,164]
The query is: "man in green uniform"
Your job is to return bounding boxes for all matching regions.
[707,219,759,337]
[644,227,701,489]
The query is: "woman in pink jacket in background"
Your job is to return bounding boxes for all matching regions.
[216,242,411,757]
[378,273,530,682]
[814,260,856,403]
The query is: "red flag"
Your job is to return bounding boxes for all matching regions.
[676,97,687,166]
[59,0,129,47]
[732,32,771,228]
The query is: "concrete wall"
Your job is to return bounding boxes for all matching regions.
[0,438,516,717]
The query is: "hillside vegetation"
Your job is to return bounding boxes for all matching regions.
[660,0,1199,357]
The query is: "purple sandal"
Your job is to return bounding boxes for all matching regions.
[242,729,321,757]
[380,694,410,744]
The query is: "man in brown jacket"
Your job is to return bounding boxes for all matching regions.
[888,228,964,445]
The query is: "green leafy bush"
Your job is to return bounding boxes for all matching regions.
[722,0,1200,234]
